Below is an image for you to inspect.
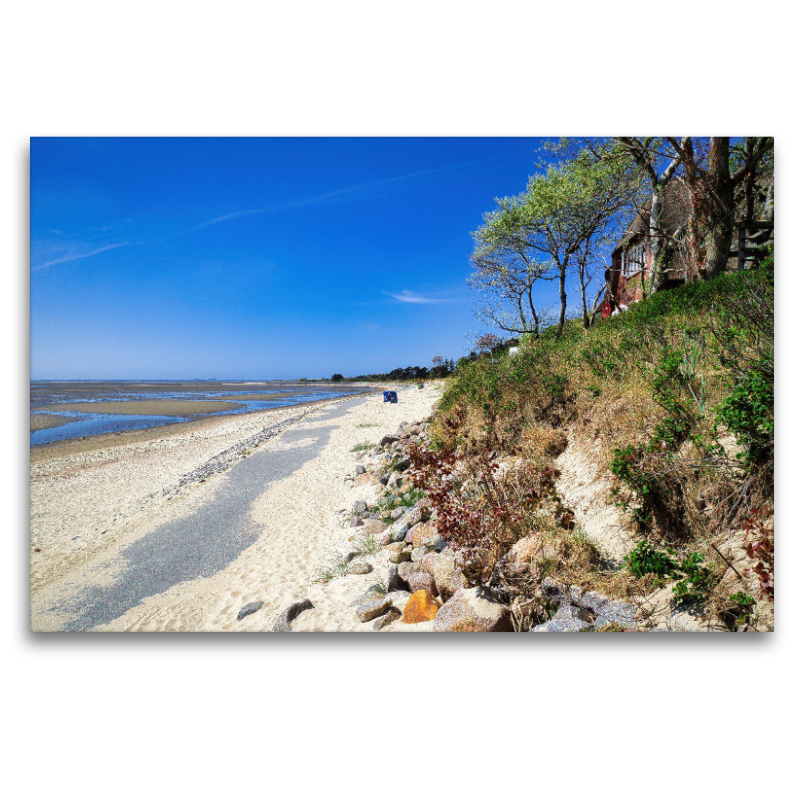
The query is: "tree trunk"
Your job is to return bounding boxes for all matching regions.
[646,187,665,293]
[557,264,568,333]
[703,137,735,279]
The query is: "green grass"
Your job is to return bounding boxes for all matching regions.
[350,442,374,453]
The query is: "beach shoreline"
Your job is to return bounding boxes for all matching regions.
[30,383,442,631]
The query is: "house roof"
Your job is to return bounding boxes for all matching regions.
[613,179,693,253]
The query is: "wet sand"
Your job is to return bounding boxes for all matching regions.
[30,396,366,464]
[38,399,244,416]
[30,414,82,432]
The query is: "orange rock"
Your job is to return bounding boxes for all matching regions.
[402,590,441,624]
[411,522,439,548]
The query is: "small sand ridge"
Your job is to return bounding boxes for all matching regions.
[30,385,442,632]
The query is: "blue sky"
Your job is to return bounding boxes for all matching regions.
[31,137,555,379]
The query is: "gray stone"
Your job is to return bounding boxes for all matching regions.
[397,561,418,581]
[390,507,405,520]
[390,525,410,543]
[349,517,364,528]
[355,465,366,476]
[399,507,422,529]
[237,601,264,622]
[271,599,314,632]
[352,500,368,515]
[379,435,400,448]
[348,560,373,575]
[356,596,393,623]
[394,457,411,472]
[373,608,401,630]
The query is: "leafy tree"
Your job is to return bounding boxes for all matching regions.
[331,373,344,382]
[471,144,642,334]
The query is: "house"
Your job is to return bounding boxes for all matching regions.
[604,174,774,315]
[604,180,693,313]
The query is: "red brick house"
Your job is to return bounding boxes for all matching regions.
[605,180,693,312]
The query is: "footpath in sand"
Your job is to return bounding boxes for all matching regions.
[31,386,442,632]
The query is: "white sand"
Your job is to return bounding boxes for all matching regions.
[31,385,442,632]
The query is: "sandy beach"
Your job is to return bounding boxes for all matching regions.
[30,384,442,632]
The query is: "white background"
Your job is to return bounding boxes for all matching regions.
[5,2,796,798]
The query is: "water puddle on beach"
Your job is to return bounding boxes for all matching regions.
[30,384,368,446]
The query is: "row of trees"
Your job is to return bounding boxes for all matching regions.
[330,357,456,383]
[469,137,773,338]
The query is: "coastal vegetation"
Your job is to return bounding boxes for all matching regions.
[401,137,775,631]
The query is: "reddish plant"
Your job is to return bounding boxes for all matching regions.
[743,507,774,602]
[408,412,558,584]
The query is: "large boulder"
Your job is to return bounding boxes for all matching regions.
[432,587,513,632]
[402,590,441,624]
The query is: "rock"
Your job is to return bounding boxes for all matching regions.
[397,560,421,581]
[349,517,364,528]
[355,465,366,476]
[390,507,405,520]
[400,507,422,529]
[388,471,403,489]
[379,435,400,448]
[541,577,570,607]
[431,550,469,601]
[421,550,438,575]
[387,565,409,593]
[411,546,432,563]
[433,587,513,632]
[373,608,401,630]
[373,530,393,547]
[579,592,638,629]
[407,570,437,596]
[531,605,593,633]
[379,473,390,486]
[349,560,373,575]
[411,522,444,549]
[402,590,441,624]
[356,596,393,623]
[354,473,374,487]
[271,599,314,632]
[352,500,368,515]
[394,457,411,472]
[237,601,264,622]
[386,542,411,563]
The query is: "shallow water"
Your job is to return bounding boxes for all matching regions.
[30,382,368,445]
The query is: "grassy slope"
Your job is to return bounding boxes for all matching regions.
[428,263,774,630]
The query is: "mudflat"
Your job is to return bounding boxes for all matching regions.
[30,414,82,432]
[38,399,244,416]
[29,396,353,464]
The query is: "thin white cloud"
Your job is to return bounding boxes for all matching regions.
[384,290,456,305]
[192,157,495,233]
[31,242,128,271]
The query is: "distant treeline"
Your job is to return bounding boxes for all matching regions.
[329,359,457,383]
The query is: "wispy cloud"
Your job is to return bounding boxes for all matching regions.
[192,157,495,233]
[31,242,128,271]
[383,290,458,305]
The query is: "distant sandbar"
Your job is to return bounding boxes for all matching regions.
[38,400,244,417]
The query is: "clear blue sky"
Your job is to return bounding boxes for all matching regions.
[31,137,552,380]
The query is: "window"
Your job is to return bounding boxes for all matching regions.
[622,241,646,277]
